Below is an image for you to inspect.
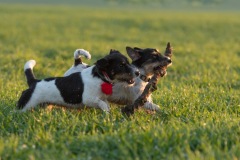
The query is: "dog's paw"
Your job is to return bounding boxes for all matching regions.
[143,102,160,111]
[98,101,110,113]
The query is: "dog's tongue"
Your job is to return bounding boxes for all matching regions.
[101,82,113,95]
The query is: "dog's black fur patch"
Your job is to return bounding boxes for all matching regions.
[74,59,82,66]
[25,69,39,86]
[45,78,55,82]
[55,72,84,104]
[17,84,37,109]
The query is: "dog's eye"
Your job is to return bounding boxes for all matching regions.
[153,55,157,59]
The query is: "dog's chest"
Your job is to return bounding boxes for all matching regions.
[132,79,147,97]
[108,84,134,105]
[108,79,147,105]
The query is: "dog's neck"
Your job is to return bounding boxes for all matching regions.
[92,66,113,84]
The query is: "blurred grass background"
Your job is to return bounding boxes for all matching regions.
[0,0,239,159]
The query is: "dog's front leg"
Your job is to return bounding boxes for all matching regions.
[97,99,110,113]
[84,97,110,113]
[143,96,160,111]
[132,93,160,111]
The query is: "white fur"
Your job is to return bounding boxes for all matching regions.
[22,80,68,111]
[81,66,109,111]
[24,60,36,70]
[64,64,89,76]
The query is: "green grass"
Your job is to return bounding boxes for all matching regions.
[0,4,240,160]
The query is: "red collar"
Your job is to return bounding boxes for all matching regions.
[101,82,113,95]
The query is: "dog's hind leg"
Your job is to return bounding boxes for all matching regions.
[17,88,40,111]
[17,89,33,110]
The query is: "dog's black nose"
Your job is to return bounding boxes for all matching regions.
[135,70,140,76]
[167,59,172,64]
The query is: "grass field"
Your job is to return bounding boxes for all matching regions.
[0,4,240,160]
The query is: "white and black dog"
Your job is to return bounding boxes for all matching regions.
[17,50,138,112]
[63,46,172,111]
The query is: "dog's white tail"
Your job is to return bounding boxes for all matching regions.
[74,49,91,59]
[24,60,36,71]
[73,49,91,67]
[24,60,37,87]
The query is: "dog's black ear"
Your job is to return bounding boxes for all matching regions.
[109,49,119,55]
[96,58,109,70]
[126,46,141,61]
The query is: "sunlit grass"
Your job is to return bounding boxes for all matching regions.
[0,4,240,160]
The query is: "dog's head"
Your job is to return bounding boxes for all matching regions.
[126,46,172,78]
[95,49,139,84]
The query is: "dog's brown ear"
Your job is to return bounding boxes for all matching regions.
[96,58,109,70]
[126,46,141,61]
[133,47,142,51]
